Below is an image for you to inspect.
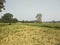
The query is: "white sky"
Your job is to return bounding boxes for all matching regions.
[0,0,60,21]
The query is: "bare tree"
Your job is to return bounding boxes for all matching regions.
[36,13,42,23]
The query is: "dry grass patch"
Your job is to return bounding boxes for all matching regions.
[0,24,60,45]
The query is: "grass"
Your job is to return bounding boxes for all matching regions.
[23,23,60,29]
[0,23,60,45]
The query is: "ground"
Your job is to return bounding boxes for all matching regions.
[0,23,60,45]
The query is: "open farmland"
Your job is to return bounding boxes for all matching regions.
[0,23,60,45]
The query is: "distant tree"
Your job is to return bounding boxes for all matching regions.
[36,13,42,23]
[21,20,25,23]
[0,0,5,12]
[12,18,18,23]
[1,13,13,25]
[52,20,56,23]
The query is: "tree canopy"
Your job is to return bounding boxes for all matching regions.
[0,0,5,12]
[36,13,42,23]
[0,13,18,25]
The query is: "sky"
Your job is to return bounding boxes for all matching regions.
[0,0,60,21]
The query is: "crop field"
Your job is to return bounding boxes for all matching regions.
[0,23,60,45]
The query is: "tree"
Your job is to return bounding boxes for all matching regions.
[0,0,5,12]
[36,13,42,23]
[1,13,13,25]
[12,18,18,23]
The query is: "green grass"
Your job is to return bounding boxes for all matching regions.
[23,23,60,29]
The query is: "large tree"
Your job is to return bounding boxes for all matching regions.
[36,13,42,23]
[0,0,5,12]
[1,13,13,25]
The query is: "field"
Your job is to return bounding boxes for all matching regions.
[0,23,60,45]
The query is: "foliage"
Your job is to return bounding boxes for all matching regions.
[36,13,42,23]
[20,20,36,23]
[0,13,18,25]
[0,0,5,12]
[1,13,13,25]
[12,18,18,23]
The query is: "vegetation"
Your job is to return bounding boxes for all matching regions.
[1,13,13,25]
[0,0,60,45]
[23,23,60,29]
[0,13,18,25]
[0,23,60,45]
[0,0,5,12]
[36,13,42,23]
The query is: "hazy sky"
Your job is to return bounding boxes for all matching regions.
[0,0,60,21]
